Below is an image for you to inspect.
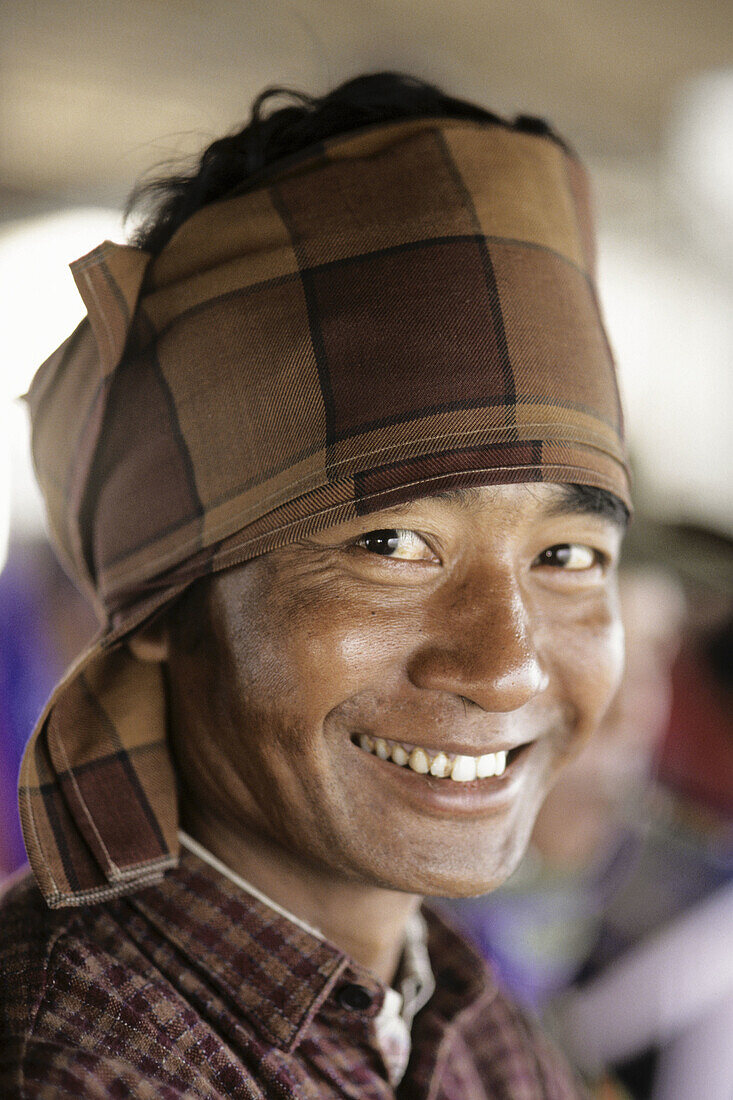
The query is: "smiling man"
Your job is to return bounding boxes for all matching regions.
[0,74,630,1098]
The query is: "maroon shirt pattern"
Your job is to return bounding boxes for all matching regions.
[0,850,587,1098]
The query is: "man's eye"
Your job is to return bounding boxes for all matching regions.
[354,528,433,561]
[533,543,601,570]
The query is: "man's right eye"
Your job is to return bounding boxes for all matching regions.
[532,543,605,571]
[354,529,434,561]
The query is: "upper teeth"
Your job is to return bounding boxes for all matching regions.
[358,735,508,781]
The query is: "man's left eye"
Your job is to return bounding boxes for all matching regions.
[533,543,601,570]
[354,528,434,561]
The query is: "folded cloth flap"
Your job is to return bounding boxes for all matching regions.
[71,242,152,379]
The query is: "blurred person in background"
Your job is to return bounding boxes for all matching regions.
[0,72,634,1098]
[555,528,733,1100]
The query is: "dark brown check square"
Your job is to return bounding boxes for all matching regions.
[306,238,513,443]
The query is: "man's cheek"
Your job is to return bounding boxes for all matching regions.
[594,616,626,714]
[567,618,626,742]
[287,605,402,692]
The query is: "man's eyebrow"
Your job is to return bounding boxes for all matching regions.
[545,484,630,528]
[426,483,630,528]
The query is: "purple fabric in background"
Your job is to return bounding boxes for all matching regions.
[0,542,82,877]
[0,549,54,873]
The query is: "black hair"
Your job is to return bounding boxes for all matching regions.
[126,70,564,256]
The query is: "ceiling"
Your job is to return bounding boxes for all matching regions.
[1,0,731,211]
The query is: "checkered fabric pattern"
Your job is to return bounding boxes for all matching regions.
[0,848,588,1098]
[20,116,630,909]
[29,118,628,624]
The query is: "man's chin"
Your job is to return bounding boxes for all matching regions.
[351,831,534,900]
[419,854,528,900]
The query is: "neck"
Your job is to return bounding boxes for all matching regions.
[180,804,421,984]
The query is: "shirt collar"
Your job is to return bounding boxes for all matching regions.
[131,844,356,1050]
[177,831,435,1018]
[178,829,326,940]
[177,830,435,1086]
[128,838,495,1087]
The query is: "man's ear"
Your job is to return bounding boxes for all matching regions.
[127,615,171,663]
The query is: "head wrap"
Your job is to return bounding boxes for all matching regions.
[21,116,630,907]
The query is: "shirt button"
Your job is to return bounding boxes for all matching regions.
[336,982,374,1011]
[438,968,465,994]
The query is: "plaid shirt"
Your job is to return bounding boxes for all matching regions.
[0,848,587,1099]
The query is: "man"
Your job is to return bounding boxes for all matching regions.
[0,73,630,1097]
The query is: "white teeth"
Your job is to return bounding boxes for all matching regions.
[476,752,496,778]
[391,744,409,766]
[429,752,451,778]
[408,748,430,774]
[356,735,514,781]
[451,755,478,782]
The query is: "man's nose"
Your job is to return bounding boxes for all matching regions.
[405,575,549,712]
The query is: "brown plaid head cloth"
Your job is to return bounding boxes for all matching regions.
[21,116,631,907]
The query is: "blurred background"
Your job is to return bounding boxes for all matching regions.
[1,3,731,1097]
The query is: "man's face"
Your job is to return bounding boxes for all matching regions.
[165,482,624,897]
